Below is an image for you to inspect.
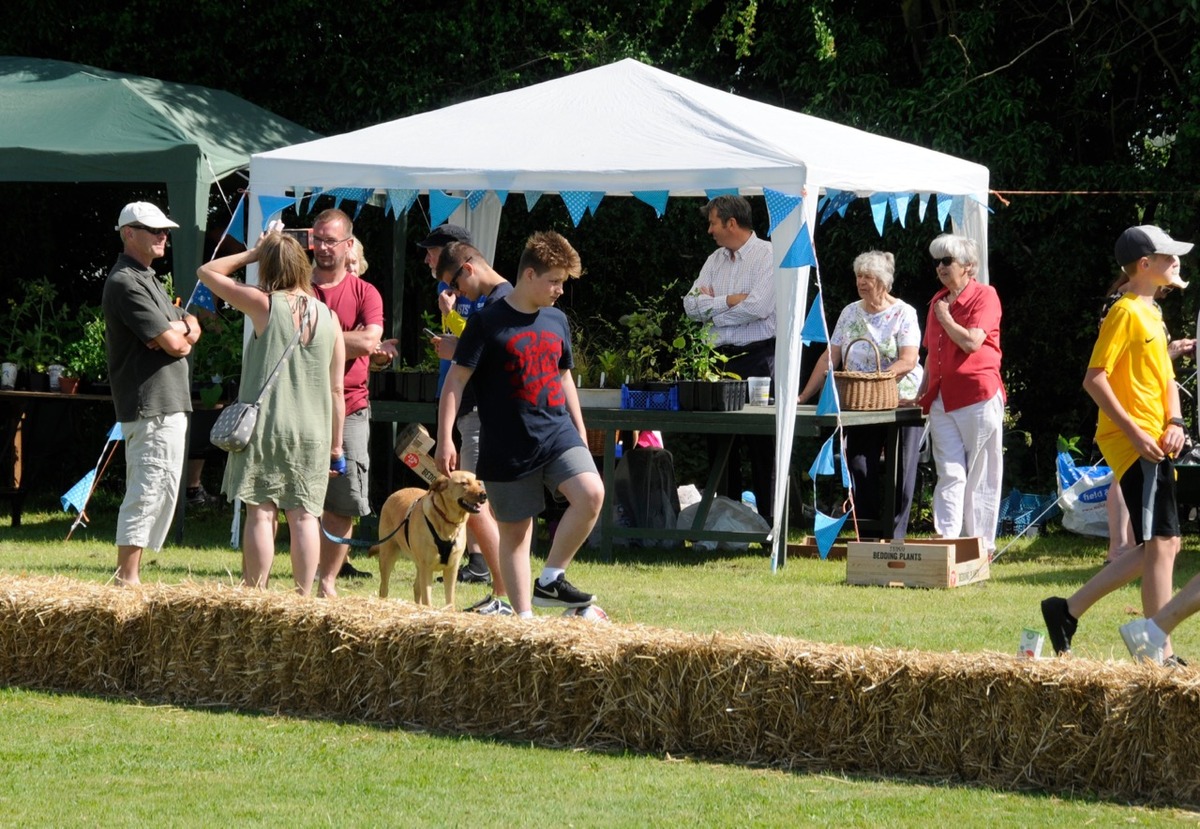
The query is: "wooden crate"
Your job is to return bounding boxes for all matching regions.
[846,537,990,588]
[786,535,853,560]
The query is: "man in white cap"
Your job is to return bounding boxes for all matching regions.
[103,201,200,586]
[1042,224,1193,661]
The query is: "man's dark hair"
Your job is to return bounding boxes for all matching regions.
[436,241,480,281]
[700,195,753,229]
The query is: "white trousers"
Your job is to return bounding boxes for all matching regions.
[928,390,1004,552]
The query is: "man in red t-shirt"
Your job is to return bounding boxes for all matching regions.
[310,208,393,597]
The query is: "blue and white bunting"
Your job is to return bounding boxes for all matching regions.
[466,190,487,210]
[816,370,840,415]
[808,435,836,479]
[936,193,952,228]
[225,196,246,245]
[107,422,124,442]
[385,189,418,218]
[892,193,912,227]
[800,291,828,346]
[704,188,739,199]
[257,195,295,231]
[781,225,817,268]
[429,190,464,228]
[561,191,591,226]
[494,190,509,206]
[764,188,803,236]
[868,193,889,235]
[192,283,216,313]
[61,469,95,514]
[918,192,930,222]
[524,191,543,211]
[814,509,851,558]
[632,190,669,218]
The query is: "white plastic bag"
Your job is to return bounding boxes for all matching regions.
[1056,451,1111,537]
[677,494,771,552]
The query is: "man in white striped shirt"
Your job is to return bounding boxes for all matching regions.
[683,195,777,520]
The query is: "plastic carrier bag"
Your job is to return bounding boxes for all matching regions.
[1056,451,1112,537]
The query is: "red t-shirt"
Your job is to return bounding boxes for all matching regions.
[314,274,384,416]
[919,278,1004,413]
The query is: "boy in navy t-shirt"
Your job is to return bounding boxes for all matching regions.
[436,231,603,617]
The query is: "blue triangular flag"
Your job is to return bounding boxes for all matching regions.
[524,191,543,211]
[781,225,817,268]
[936,194,952,228]
[61,469,96,513]
[764,188,804,236]
[816,370,840,415]
[632,190,669,218]
[893,193,912,227]
[292,189,306,213]
[192,283,216,313]
[225,197,246,245]
[561,191,590,226]
[808,435,837,479]
[838,439,852,488]
[918,192,930,222]
[948,194,966,228]
[302,187,324,214]
[814,509,851,558]
[868,193,889,235]
[429,190,464,228]
[107,422,124,442]
[494,190,509,206]
[466,190,487,209]
[385,189,418,218]
[257,195,295,230]
[704,188,739,199]
[586,191,605,216]
[800,291,828,346]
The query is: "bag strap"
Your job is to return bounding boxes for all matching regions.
[249,294,314,405]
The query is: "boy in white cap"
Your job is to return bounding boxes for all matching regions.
[103,201,200,586]
[1042,224,1192,660]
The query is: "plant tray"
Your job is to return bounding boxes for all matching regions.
[846,537,990,589]
[621,384,679,411]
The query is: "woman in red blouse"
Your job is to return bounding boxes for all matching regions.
[917,234,1005,553]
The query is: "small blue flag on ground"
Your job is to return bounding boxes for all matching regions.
[61,469,95,513]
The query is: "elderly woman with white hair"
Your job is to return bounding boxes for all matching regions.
[917,233,1005,554]
[798,250,924,538]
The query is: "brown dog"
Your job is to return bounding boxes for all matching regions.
[369,471,488,607]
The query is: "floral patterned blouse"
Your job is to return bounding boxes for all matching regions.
[830,299,924,400]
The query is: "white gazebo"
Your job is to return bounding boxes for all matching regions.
[249,58,990,564]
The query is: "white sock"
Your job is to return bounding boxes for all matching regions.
[538,567,565,586]
[519,610,534,619]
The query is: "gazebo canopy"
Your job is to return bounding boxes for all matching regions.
[0,56,319,288]
[249,59,990,564]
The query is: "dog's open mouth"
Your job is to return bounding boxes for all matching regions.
[459,497,484,514]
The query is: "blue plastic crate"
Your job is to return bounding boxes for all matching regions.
[620,384,680,411]
[996,489,1060,537]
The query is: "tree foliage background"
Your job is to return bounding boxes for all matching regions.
[4,0,1200,488]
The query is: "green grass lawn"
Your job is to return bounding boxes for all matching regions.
[2,495,1199,825]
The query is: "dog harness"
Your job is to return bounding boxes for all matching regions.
[400,496,459,565]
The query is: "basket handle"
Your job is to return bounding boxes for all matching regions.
[842,337,884,373]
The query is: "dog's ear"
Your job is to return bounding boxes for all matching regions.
[432,476,449,493]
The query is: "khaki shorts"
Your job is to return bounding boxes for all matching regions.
[116,412,187,551]
[323,407,371,517]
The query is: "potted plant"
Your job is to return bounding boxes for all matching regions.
[61,305,108,393]
[1,276,66,390]
[669,311,741,411]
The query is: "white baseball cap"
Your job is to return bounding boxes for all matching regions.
[115,201,179,231]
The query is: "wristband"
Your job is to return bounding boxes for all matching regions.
[1168,417,1186,429]
[330,455,347,476]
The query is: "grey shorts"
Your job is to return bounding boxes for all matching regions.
[458,410,481,473]
[485,445,597,522]
[324,407,371,517]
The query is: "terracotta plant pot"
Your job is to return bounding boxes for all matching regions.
[58,376,80,394]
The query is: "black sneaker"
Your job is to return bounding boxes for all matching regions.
[457,565,492,584]
[1041,596,1077,655]
[338,560,373,579]
[463,595,514,616]
[186,486,215,508]
[532,574,595,608]
[1165,654,1189,668]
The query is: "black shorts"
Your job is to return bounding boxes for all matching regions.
[1119,457,1180,544]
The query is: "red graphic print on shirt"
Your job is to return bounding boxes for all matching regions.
[505,330,565,406]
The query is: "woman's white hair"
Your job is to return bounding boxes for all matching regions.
[852,250,895,291]
[929,234,979,276]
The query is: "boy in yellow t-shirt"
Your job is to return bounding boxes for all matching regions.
[1042,225,1192,660]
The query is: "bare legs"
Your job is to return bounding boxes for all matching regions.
[242,501,321,596]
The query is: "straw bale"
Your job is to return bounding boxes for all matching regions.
[2,574,1200,807]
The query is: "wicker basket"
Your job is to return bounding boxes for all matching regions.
[834,338,898,411]
[586,428,608,455]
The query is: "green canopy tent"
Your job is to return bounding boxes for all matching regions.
[0,56,318,292]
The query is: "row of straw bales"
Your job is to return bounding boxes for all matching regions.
[1,574,1197,806]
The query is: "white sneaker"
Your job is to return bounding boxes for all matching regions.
[1120,618,1167,665]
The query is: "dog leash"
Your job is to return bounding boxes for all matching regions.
[319,518,405,549]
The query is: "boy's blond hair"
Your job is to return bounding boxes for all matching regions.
[517,230,582,279]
